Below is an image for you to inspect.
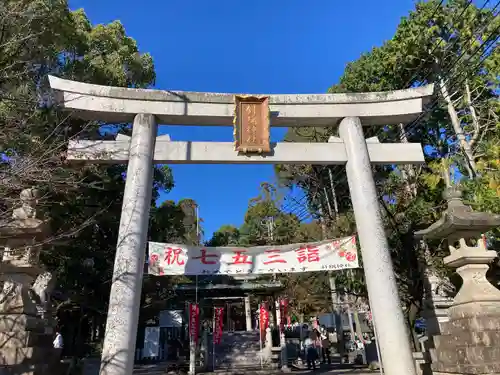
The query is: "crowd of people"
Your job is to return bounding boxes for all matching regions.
[292,325,333,370]
[293,322,373,371]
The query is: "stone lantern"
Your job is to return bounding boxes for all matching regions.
[0,188,57,374]
[415,187,500,375]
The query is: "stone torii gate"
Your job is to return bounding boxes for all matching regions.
[48,75,433,375]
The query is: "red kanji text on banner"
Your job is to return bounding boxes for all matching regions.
[148,237,358,276]
[189,304,199,345]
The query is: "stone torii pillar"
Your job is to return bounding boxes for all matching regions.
[244,295,252,331]
[338,117,415,373]
[100,113,157,375]
[48,75,433,375]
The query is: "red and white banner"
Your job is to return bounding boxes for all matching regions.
[259,303,269,342]
[148,237,358,276]
[213,307,224,345]
[189,304,199,344]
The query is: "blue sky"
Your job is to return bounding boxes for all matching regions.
[69,0,417,241]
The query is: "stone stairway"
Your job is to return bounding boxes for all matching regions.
[208,331,271,371]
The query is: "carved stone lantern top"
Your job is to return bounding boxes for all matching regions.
[0,187,48,241]
[415,186,500,241]
[0,187,49,273]
[12,187,40,220]
[414,186,500,323]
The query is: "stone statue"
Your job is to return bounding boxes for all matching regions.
[0,279,17,305]
[29,271,56,319]
[12,187,39,220]
[0,276,38,315]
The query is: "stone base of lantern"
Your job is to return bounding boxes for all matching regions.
[429,276,500,375]
[414,188,500,375]
[431,313,500,375]
[0,326,62,375]
[0,314,47,332]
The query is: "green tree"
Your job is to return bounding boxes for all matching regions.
[274,0,499,348]
[205,184,337,317]
[237,183,301,246]
[0,0,193,356]
[205,225,240,247]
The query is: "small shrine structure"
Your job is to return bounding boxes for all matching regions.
[176,279,285,371]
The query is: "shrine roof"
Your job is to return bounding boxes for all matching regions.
[415,188,500,240]
[173,281,284,296]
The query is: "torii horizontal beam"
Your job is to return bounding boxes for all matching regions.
[48,75,434,126]
[66,135,425,165]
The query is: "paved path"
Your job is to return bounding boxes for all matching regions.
[129,363,378,375]
[83,358,379,375]
[293,368,377,375]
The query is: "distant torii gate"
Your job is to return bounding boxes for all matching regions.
[49,75,433,375]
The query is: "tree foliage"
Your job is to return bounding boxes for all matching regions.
[206,183,337,317]
[208,0,499,337]
[275,0,500,336]
[0,0,197,355]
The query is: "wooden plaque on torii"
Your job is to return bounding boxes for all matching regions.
[233,95,271,154]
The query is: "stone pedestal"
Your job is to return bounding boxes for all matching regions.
[416,187,500,375]
[422,267,454,336]
[200,327,209,371]
[0,188,57,375]
[0,270,57,374]
[421,266,454,370]
[431,239,500,375]
[244,296,252,331]
[261,327,273,365]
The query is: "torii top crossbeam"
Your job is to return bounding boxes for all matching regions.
[48,75,433,127]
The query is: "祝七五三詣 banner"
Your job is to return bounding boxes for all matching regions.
[148,236,359,276]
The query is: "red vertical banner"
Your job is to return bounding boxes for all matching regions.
[189,303,199,345]
[280,299,289,330]
[259,302,269,342]
[213,307,224,344]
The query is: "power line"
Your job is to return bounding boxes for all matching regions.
[402,0,457,88]
[415,0,498,88]
[398,2,500,141]
[399,28,499,144]
[285,2,499,225]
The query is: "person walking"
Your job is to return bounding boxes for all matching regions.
[320,328,331,364]
[53,329,63,363]
[304,332,318,370]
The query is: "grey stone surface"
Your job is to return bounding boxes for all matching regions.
[338,117,417,375]
[244,297,252,332]
[421,267,453,336]
[207,331,269,370]
[66,138,425,166]
[0,189,57,375]
[415,187,500,241]
[99,114,158,375]
[416,187,500,375]
[48,75,433,126]
[49,75,433,104]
